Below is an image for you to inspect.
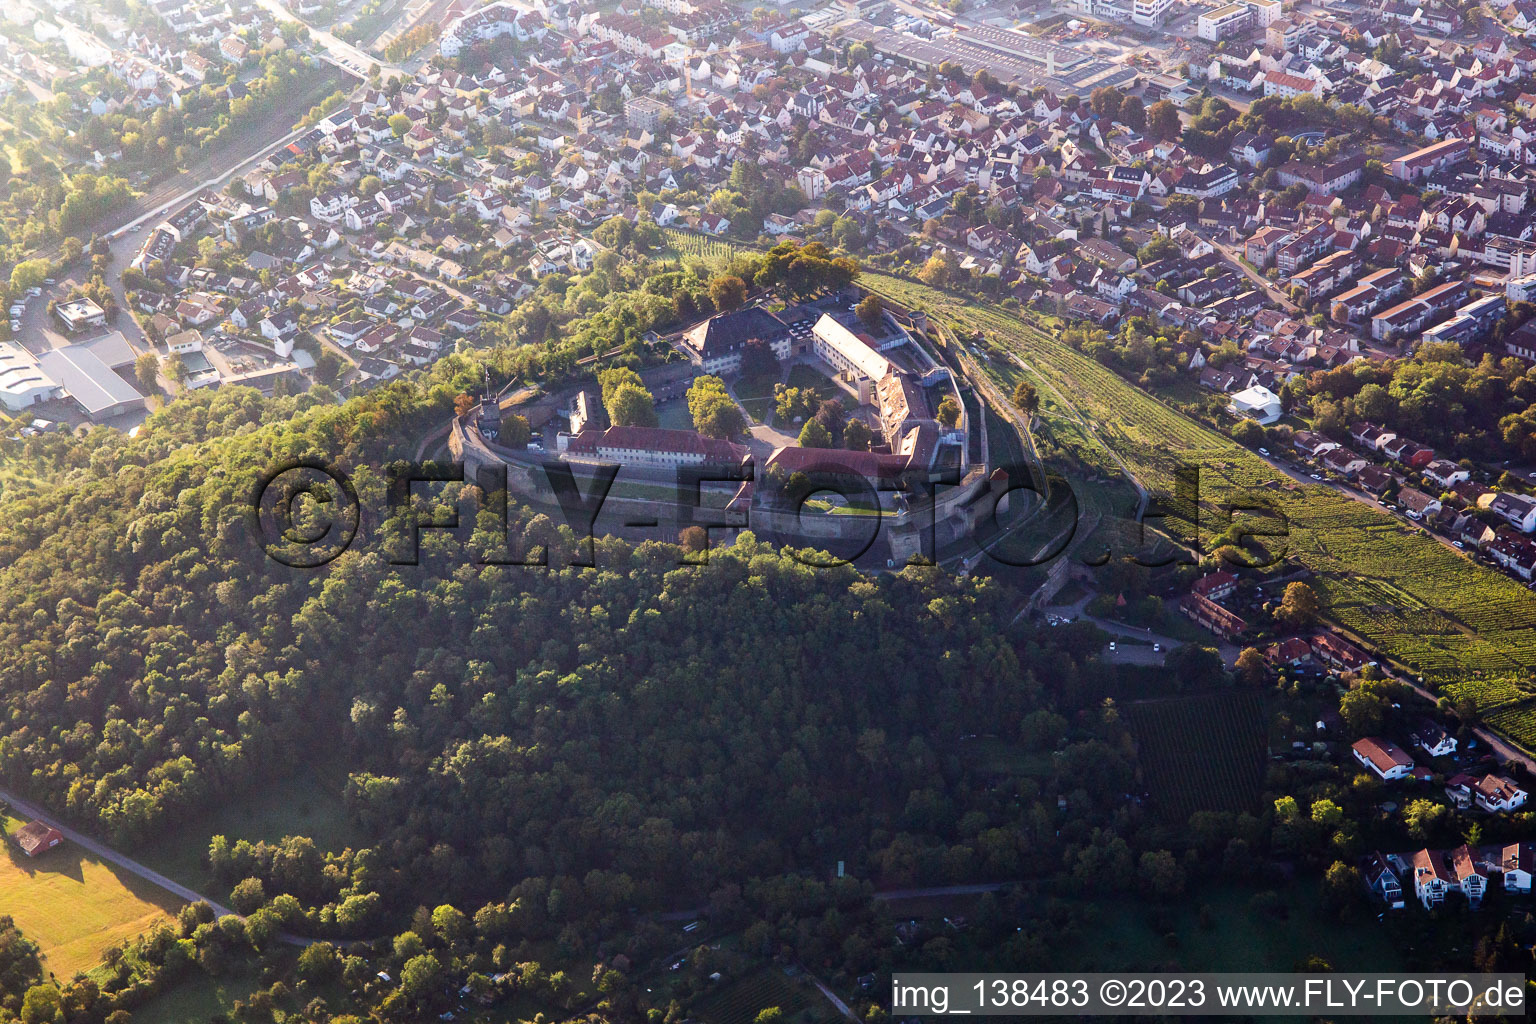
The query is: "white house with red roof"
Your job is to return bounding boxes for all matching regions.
[1352,737,1414,780]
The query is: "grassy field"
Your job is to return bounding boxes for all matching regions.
[864,275,1536,724]
[0,813,181,979]
[657,398,694,431]
[1123,691,1269,824]
[126,965,267,1024]
[735,371,779,424]
[782,364,841,423]
[693,966,818,1024]
[961,738,1057,779]
[127,764,363,899]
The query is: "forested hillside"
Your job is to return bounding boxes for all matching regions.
[0,355,1131,945]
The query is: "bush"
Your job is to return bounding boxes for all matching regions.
[1231,419,1265,447]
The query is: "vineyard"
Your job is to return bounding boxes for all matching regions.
[1486,698,1536,751]
[661,229,751,270]
[692,968,816,1024]
[1439,676,1532,713]
[586,246,1536,743]
[1124,691,1270,823]
[864,274,1536,732]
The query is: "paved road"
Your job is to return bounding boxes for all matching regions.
[16,63,352,361]
[0,786,340,947]
[1244,445,1472,559]
[252,0,417,81]
[1042,591,1240,663]
[807,971,859,1023]
[1391,676,1536,773]
[872,881,1015,901]
[1211,239,1299,313]
[254,0,391,77]
[0,785,232,917]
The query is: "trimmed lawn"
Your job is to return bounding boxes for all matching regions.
[127,962,271,1024]
[657,399,693,431]
[0,813,181,979]
[734,372,778,425]
[785,363,837,401]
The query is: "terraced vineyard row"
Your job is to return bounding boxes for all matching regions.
[1485,698,1536,751]
[1125,691,1269,823]
[661,228,751,270]
[1440,676,1532,713]
[693,968,815,1024]
[865,275,1536,725]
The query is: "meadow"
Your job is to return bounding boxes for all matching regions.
[125,763,364,899]
[0,813,181,979]
[1062,879,1407,973]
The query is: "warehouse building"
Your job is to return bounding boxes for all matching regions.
[0,343,62,411]
[37,332,146,422]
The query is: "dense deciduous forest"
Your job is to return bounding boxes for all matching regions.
[0,344,1179,1022]
[0,354,1126,926]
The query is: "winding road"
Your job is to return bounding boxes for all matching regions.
[0,785,338,946]
[0,786,232,918]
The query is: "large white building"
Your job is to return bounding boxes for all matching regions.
[1132,0,1175,26]
[1247,0,1282,26]
[1227,384,1282,424]
[811,313,890,386]
[1262,70,1322,99]
[0,343,61,411]
[439,2,544,57]
[36,333,145,422]
[1197,3,1251,39]
[560,425,748,470]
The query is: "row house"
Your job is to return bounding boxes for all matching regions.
[1179,592,1247,639]
[1370,279,1468,341]
[1289,249,1360,300]
[1275,221,1335,275]
[1409,846,1486,908]
[1332,267,1409,323]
